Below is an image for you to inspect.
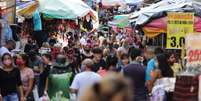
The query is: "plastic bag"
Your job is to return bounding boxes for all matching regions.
[51,91,69,101]
[39,95,50,101]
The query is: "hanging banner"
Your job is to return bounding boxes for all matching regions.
[186,33,201,65]
[166,12,194,49]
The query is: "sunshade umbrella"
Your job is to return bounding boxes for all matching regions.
[108,15,130,28]
[17,1,38,18]
[39,0,96,19]
[101,0,126,7]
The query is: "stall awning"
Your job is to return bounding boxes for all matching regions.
[17,1,38,18]
[108,15,130,28]
[143,16,201,38]
[39,0,97,20]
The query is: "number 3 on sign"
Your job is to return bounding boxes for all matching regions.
[170,37,176,47]
[168,36,185,49]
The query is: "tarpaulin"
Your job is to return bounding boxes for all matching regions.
[130,0,201,26]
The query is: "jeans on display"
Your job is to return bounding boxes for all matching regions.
[3,93,19,101]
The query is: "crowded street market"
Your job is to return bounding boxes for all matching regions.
[0,0,201,101]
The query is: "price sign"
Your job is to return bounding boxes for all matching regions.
[186,33,201,65]
[166,12,194,49]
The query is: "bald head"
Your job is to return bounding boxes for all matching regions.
[82,59,94,70]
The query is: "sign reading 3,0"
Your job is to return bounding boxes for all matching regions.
[168,36,185,48]
[166,12,194,49]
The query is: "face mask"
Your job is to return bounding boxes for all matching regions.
[3,60,12,66]
[16,59,24,65]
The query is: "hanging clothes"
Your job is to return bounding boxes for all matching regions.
[33,9,42,31]
[0,16,13,46]
[173,75,199,101]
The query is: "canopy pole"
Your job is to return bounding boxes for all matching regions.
[162,33,164,49]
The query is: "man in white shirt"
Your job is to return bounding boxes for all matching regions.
[0,40,16,57]
[70,59,101,98]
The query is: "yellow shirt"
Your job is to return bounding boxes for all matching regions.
[171,63,182,76]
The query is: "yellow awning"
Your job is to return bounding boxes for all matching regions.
[17,2,38,18]
[143,26,166,38]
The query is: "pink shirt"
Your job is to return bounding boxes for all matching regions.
[20,68,34,92]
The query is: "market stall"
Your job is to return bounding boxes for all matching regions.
[16,0,100,100]
[129,0,201,100]
[17,0,99,46]
[130,0,201,38]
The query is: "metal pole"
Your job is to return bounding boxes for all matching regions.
[14,0,16,24]
[162,33,164,49]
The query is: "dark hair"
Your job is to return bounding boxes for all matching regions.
[6,40,16,45]
[1,53,12,61]
[106,55,118,69]
[121,53,129,60]
[154,47,164,55]
[42,53,52,61]
[63,47,68,53]
[156,53,173,77]
[19,54,29,67]
[129,48,141,61]
[92,48,103,54]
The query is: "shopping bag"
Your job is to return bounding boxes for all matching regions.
[32,85,39,101]
[51,91,69,101]
[39,95,50,101]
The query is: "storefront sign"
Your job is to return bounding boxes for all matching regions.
[166,12,194,49]
[186,33,201,65]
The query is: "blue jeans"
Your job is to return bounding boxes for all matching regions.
[3,93,19,101]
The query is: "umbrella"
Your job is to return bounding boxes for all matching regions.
[39,0,96,19]
[101,0,126,7]
[108,15,130,28]
[17,1,38,18]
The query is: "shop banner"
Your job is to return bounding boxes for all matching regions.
[166,12,194,49]
[186,33,201,65]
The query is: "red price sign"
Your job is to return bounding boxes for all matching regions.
[186,33,201,65]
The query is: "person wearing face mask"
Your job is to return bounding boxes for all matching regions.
[0,40,16,57]
[16,54,34,101]
[0,53,25,101]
